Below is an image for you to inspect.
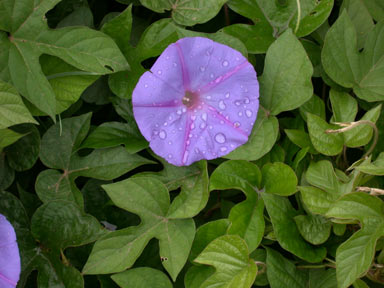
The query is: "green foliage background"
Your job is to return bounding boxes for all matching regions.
[0,0,384,287]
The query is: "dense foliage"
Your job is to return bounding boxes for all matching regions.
[0,0,384,287]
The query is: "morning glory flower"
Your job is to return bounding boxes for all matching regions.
[0,214,20,288]
[133,37,259,166]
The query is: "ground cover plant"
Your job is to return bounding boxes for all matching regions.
[0,0,384,287]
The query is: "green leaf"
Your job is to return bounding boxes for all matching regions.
[263,192,327,262]
[292,0,334,37]
[0,153,14,190]
[307,113,344,156]
[135,157,209,218]
[83,177,195,281]
[355,152,384,175]
[340,0,375,49]
[81,122,148,153]
[37,113,153,205]
[294,214,332,245]
[322,11,384,101]
[140,0,227,26]
[190,219,230,261]
[0,128,25,150]
[40,55,99,114]
[4,124,40,171]
[266,248,308,288]
[285,129,318,154]
[299,160,353,215]
[260,29,313,115]
[227,108,279,161]
[184,265,215,288]
[300,94,326,121]
[31,200,106,250]
[221,23,275,54]
[0,0,128,118]
[209,160,261,196]
[0,80,36,128]
[308,269,337,288]
[56,6,94,28]
[262,162,298,196]
[343,104,381,148]
[194,235,257,288]
[40,113,92,170]
[111,267,172,288]
[330,89,358,123]
[227,195,265,252]
[0,191,30,230]
[326,192,384,288]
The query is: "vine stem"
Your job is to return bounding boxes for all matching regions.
[325,120,379,158]
[295,0,301,33]
[356,186,384,196]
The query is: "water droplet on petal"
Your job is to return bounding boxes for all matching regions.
[238,111,243,117]
[209,125,213,130]
[200,122,206,129]
[220,120,224,124]
[222,60,229,67]
[177,110,182,115]
[182,107,187,113]
[225,93,230,98]
[168,154,172,159]
[210,73,214,79]
[189,133,193,138]
[219,100,226,110]
[190,123,195,130]
[206,95,211,100]
[157,70,162,75]
[183,151,189,164]
[235,100,241,106]
[194,148,199,153]
[234,122,240,127]
[220,147,227,152]
[200,66,205,72]
[155,124,159,128]
[191,115,196,121]
[159,130,167,139]
[186,140,190,145]
[215,133,226,144]
[168,141,172,145]
[245,110,252,118]
[201,113,208,121]
[244,97,250,104]
[173,62,177,67]
[163,122,168,126]
[168,116,172,121]
[144,84,148,88]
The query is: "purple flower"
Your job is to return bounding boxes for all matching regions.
[133,37,259,166]
[0,214,20,288]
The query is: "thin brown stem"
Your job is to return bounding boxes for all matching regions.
[356,186,384,196]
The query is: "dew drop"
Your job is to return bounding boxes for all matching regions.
[201,113,208,121]
[168,141,172,145]
[189,133,193,138]
[153,130,159,135]
[206,95,211,100]
[234,122,241,127]
[186,140,190,145]
[225,92,230,98]
[215,133,226,144]
[178,127,183,131]
[220,120,224,124]
[183,151,189,164]
[200,122,206,129]
[182,107,187,113]
[219,100,226,110]
[191,115,196,121]
[222,60,229,67]
[173,62,177,67]
[210,73,214,79]
[159,130,167,139]
[244,97,250,104]
[190,123,195,130]
[168,154,172,159]
[144,84,148,88]
[168,116,172,121]
[157,70,162,75]
[155,124,159,128]
[245,110,252,118]
[163,122,168,126]
[220,147,228,152]
[177,109,182,115]
[172,129,176,134]
[194,148,199,153]
[209,125,213,130]
[238,111,243,117]
[235,100,241,106]
[200,66,206,72]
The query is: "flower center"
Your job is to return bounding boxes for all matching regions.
[182,91,199,108]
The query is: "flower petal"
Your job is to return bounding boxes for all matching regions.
[133,37,259,166]
[0,214,20,288]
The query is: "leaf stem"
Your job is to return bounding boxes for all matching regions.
[295,0,301,33]
[356,186,384,196]
[326,120,379,158]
